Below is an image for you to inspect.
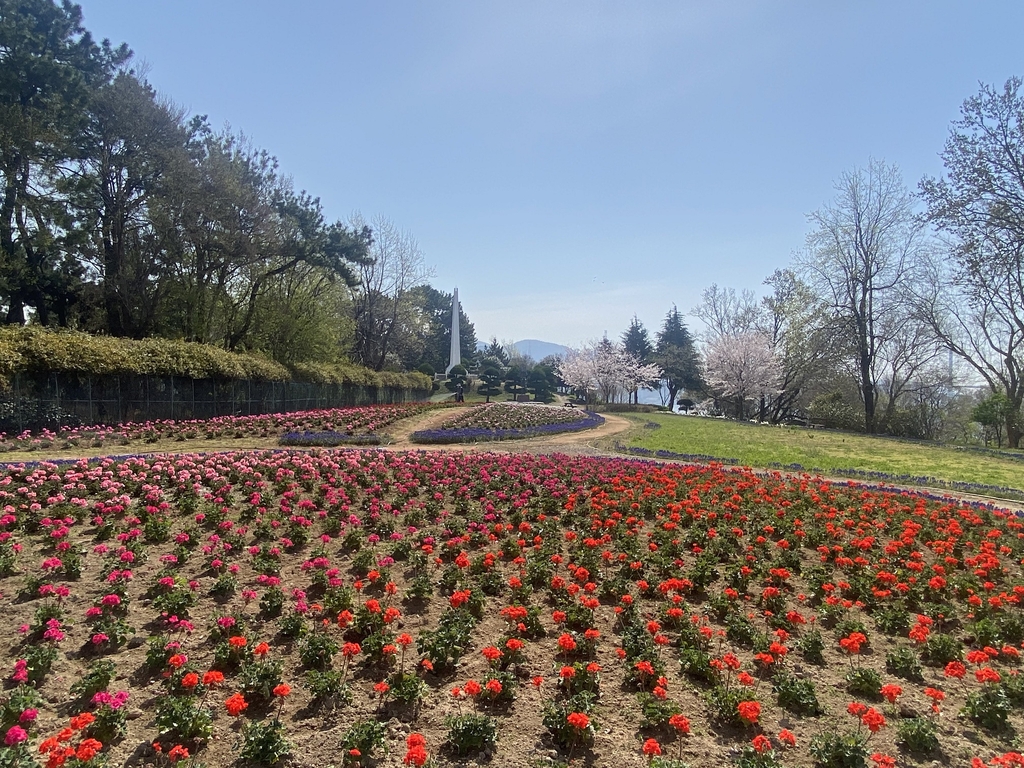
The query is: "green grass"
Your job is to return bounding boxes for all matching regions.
[617,413,1024,500]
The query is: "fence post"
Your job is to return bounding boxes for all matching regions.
[170,375,174,421]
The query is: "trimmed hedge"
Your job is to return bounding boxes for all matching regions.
[0,328,430,392]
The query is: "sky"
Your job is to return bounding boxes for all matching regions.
[79,1,1024,348]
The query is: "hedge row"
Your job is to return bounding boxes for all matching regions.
[0,328,430,391]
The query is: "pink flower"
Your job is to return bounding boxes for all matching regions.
[4,725,27,745]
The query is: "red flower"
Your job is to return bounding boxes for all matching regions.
[342,642,361,658]
[751,734,772,754]
[224,693,248,717]
[567,712,590,730]
[778,729,796,747]
[273,684,291,697]
[880,684,902,703]
[202,670,224,687]
[737,700,761,725]
[975,667,1001,684]
[944,661,967,679]
[464,679,482,696]
[668,714,690,734]
[180,672,199,689]
[861,707,886,733]
[642,738,662,757]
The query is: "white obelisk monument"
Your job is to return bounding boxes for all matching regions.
[445,287,461,375]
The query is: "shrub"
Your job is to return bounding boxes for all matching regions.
[637,692,682,729]
[920,633,962,666]
[679,646,718,685]
[895,717,939,755]
[962,687,1012,731]
[797,628,826,664]
[446,713,498,756]
[298,632,338,670]
[155,695,213,742]
[70,659,117,700]
[388,671,425,706]
[339,719,387,763]
[737,744,784,768]
[240,659,284,703]
[303,670,352,710]
[24,644,57,686]
[885,647,923,682]
[809,730,868,768]
[541,691,596,749]
[238,718,290,765]
[417,609,477,671]
[845,667,882,698]
[704,685,748,726]
[773,671,823,716]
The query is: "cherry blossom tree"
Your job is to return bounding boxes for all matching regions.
[703,331,783,420]
[557,340,661,404]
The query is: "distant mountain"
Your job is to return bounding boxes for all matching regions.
[513,339,570,361]
[475,339,571,361]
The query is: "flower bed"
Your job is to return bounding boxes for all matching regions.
[278,431,383,447]
[411,402,603,443]
[0,450,1021,767]
[616,441,1024,501]
[0,402,442,453]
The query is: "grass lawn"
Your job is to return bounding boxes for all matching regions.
[617,412,1024,499]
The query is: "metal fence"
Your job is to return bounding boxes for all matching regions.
[4,372,430,431]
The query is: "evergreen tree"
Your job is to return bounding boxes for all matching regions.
[621,315,653,403]
[655,305,702,411]
[478,366,503,403]
[528,364,556,402]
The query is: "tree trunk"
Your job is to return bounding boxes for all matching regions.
[666,384,678,413]
[860,350,876,433]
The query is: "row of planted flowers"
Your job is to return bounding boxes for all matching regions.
[615,443,1024,503]
[0,450,1021,767]
[0,403,444,454]
[411,403,603,444]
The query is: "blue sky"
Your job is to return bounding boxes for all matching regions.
[80,1,1024,347]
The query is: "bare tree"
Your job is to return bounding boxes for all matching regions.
[756,269,841,423]
[692,284,760,340]
[918,77,1024,447]
[798,160,923,433]
[349,214,434,371]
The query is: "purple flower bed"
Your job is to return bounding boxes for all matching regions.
[411,410,604,444]
[278,431,382,447]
